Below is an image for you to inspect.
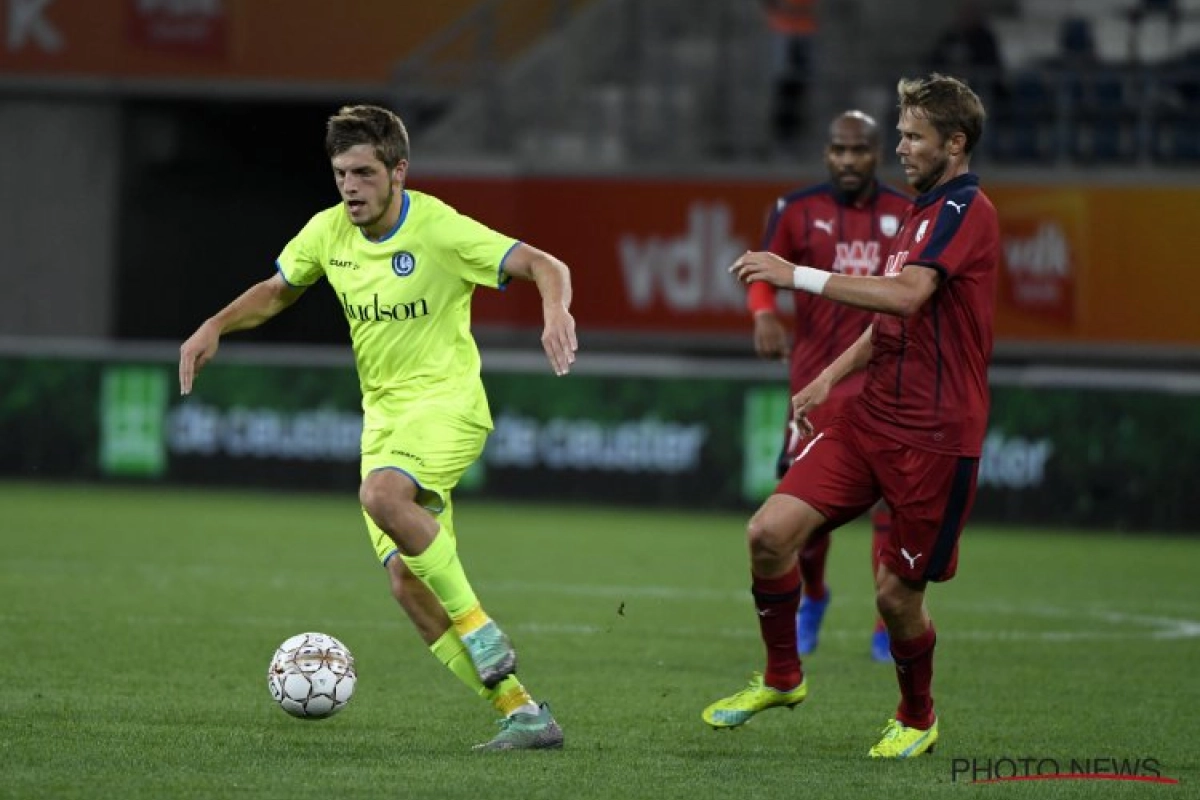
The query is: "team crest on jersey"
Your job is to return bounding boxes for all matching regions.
[915,220,930,243]
[833,240,881,276]
[880,214,899,236]
[392,251,416,277]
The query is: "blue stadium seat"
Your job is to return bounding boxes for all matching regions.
[988,71,1057,162]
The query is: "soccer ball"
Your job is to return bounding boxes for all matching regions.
[267,632,357,719]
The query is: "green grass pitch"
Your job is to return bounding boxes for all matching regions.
[1,482,1196,799]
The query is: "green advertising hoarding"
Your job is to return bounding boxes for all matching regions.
[1,352,1197,531]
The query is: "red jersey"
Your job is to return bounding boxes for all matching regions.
[853,173,1000,456]
[749,181,912,399]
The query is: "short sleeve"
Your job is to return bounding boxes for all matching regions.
[446,208,519,289]
[765,197,802,259]
[909,191,984,279]
[276,213,328,287]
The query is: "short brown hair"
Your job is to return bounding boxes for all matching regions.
[896,74,986,154]
[325,105,409,167]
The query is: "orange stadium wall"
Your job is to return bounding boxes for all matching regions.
[0,0,479,84]
[407,175,1200,349]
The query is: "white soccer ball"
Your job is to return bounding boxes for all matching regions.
[267,632,357,719]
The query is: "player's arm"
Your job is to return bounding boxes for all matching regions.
[791,325,874,437]
[501,243,578,376]
[179,273,307,395]
[748,281,787,361]
[730,251,939,318]
[747,199,793,360]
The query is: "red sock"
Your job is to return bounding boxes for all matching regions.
[871,508,891,628]
[798,534,830,601]
[890,624,936,729]
[752,564,803,690]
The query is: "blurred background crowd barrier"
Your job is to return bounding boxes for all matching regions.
[1,0,1197,531]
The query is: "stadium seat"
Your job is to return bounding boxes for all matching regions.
[989,70,1058,162]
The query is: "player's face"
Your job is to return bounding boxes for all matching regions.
[896,108,950,194]
[825,124,877,198]
[331,144,406,235]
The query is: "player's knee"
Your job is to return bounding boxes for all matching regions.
[359,480,385,518]
[359,470,419,517]
[875,588,904,622]
[746,515,791,562]
[875,578,923,623]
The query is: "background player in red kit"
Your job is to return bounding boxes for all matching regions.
[748,110,911,663]
[705,74,1000,759]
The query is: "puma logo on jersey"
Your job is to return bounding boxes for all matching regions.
[946,200,966,214]
[901,548,923,569]
[813,219,834,235]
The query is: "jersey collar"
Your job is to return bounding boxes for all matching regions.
[914,173,979,209]
[361,190,410,243]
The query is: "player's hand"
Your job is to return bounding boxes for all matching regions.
[729,251,795,288]
[791,374,832,440]
[541,305,578,376]
[179,320,222,396]
[752,311,788,361]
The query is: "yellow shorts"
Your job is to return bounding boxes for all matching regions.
[360,404,488,564]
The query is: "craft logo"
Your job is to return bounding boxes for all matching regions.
[950,756,1178,785]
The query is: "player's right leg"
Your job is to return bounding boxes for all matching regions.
[702,494,823,728]
[702,421,879,729]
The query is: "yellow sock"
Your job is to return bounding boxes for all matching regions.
[430,630,533,715]
[400,527,480,620]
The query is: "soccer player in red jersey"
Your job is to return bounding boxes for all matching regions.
[749,110,912,663]
[705,74,999,758]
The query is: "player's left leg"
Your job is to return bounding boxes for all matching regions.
[795,532,832,655]
[869,566,939,758]
[381,555,562,750]
[383,555,533,710]
[361,469,517,687]
[868,450,979,758]
[786,397,854,658]
[361,410,561,750]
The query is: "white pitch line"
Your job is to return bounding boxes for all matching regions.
[0,584,1197,642]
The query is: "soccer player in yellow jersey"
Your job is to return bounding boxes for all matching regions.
[178,105,576,751]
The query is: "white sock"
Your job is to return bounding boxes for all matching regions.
[508,701,539,717]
